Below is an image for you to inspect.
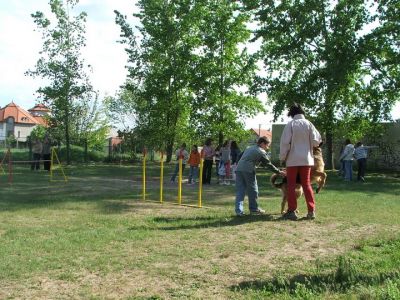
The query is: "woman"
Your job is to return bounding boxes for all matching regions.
[279,103,322,220]
[201,138,215,184]
[339,139,355,182]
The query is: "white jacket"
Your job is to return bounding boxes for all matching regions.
[279,114,322,167]
[340,144,355,161]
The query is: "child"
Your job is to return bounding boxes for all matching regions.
[187,145,200,184]
[219,140,231,185]
[170,143,189,183]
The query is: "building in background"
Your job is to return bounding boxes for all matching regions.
[0,102,49,143]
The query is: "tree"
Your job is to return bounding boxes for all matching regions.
[115,0,202,162]
[246,0,399,168]
[191,0,264,145]
[26,0,93,165]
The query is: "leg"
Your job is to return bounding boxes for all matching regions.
[299,166,315,213]
[359,158,366,181]
[245,172,259,212]
[193,166,198,182]
[286,166,300,212]
[170,163,179,182]
[235,171,246,215]
[188,166,193,183]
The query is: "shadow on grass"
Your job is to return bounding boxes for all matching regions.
[127,214,286,231]
[231,258,400,296]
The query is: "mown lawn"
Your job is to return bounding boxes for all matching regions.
[0,163,399,299]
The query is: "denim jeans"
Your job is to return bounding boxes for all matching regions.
[235,171,259,214]
[170,163,186,182]
[344,160,353,181]
[188,166,198,183]
[357,158,366,180]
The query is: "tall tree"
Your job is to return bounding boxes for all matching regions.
[115,0,201,162]
[192,0,264,145]
[26,0,93,164]
[246,0,399,168]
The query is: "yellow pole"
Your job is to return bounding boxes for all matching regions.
[50,148,54,181]
[178,156,182,205]
[198,157,204,208]
[142,148,146,201]
[160,152,164,203]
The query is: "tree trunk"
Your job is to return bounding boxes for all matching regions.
[65,111,71,165]
[166,141,174,163]
[325,130,334,170]
[218,131,224,146]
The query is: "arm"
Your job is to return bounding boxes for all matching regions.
[279,123,292,162]
[259,151,281,174]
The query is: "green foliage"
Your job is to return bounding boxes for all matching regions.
[28,125,47,141]
[246,0,399,168]
[26,0,94,164]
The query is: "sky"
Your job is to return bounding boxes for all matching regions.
[0,1,399,131]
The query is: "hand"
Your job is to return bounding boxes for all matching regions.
[279,170,286,176]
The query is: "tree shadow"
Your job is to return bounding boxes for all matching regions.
[231,268,400,296]
[127,213,281,231]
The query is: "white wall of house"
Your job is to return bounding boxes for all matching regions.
[14,124,36,142]
[0,122,4,141]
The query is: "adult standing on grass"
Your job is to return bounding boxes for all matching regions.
[235,136,284,216]
[201,138,215,185]
[279,103,322,220]
[31,138,42,171]
[339,139,355,182]
[354,141,378,182]
[42,135,51,171]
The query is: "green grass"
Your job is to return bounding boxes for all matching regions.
[0,164,399,299]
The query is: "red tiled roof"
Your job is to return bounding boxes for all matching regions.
[0,102,41,125]
[29,103,50,112]
[250,128,272,139]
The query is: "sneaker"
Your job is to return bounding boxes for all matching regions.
[236,212,245,217]
[282,210,298,221]
[306,211,316,220]
[250,208,266,215]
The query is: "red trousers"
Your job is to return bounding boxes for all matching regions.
[287,166,315,212]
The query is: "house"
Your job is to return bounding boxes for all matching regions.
[0,102,49,142]
[249,128,272,143]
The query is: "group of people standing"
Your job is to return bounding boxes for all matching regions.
[339,139,377,182]
[170,139,242,186]
[31,135,51,171]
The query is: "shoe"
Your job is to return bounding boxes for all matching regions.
[250,208,266,215]
[236,212,245,217]
[282,211,298,221]
[306,211,316,220]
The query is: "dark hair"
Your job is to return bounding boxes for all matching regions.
[355,141,362,147]
[231,140,239,150]
[204,138,212,146]
[181,143,186,148]
[257,136,271,145]
[345,139,351,145]
[287,103,305,118]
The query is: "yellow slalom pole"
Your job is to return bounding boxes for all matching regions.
[160,152,164,203]
[198,157,204,208]
[50,148,54,181]
[178,156,182,205]
[142,148,146,201]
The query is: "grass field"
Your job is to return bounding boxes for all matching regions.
[0,163,399,299]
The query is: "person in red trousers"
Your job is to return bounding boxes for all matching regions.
[279,103,322,220]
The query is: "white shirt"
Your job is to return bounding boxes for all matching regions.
[279,114,322,167]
